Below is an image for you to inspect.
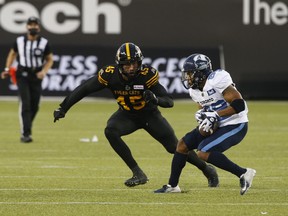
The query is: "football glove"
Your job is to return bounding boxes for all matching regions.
[200,111,219,133]
[143,90,158,104]
[53,107,66,122]
[195,109,205,124]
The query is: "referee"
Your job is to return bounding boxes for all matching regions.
[1,17,53,143]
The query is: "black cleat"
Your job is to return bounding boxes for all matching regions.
[202,164,219,187]
[20,136,33,143]
[124,172,149,187]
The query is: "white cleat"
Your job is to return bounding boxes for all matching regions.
[239,168,256,195]
[154,184,181,193]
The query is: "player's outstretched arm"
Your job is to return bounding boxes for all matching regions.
[53,75,104,122]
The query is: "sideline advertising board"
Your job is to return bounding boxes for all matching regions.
[0,46,221,98]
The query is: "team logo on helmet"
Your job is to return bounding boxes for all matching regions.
[193,54,211,70]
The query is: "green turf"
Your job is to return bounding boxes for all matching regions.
[0,99,287,215]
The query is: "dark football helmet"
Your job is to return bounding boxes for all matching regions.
[181,54,212,89]
[115,42,144,79]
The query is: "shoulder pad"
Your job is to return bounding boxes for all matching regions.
[209,69,233,91]
[140,65,158,74]
[140,65,159,88]
[98,64,117,86]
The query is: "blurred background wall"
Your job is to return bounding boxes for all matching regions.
[0,0,287,99]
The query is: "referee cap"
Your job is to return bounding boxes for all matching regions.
[27,16,40,25]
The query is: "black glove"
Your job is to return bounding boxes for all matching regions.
[143,90,158,104]
[53,107,66,122]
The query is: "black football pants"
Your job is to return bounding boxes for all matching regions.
[16,75,42,137]
[104,109,177,170]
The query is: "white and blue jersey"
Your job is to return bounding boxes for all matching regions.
[183,69,249,153]
[188,69,248,127]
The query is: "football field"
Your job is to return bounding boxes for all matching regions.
[0,99,287,215]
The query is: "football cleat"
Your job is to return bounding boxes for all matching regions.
[239,168,256,195]
[124,172,149,187]
[202,164,219,187]
[20,136,33,143]
[154,184,181,193]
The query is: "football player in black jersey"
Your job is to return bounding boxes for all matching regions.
[54,42,219,187]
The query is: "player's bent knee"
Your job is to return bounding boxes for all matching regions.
[164,144,176,154]
[104,127,118,139]
[176,139,189,154]
[197,151,209,161]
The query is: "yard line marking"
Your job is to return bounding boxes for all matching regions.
[0,176,126,179]
[0,188,286,192]
[0,202,287,206]
[0,175,284,180]
[40,165,79,169]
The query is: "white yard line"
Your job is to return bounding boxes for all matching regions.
[0,201,287,206]
[0,188,286,192]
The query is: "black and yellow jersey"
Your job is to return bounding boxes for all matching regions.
[60,64,173,113]
[98,64,164,112]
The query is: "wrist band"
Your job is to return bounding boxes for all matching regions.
[4,67,9,72]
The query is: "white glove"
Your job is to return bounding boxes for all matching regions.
[199,111,219,132]
[195,109,205,124]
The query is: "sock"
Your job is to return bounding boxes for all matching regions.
[207,151,246,177]
[168,152,188,187]
[132,165,144,175]
[186,150,207,171]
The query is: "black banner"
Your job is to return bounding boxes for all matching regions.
[1,0,288,99]
[0,46,221,99]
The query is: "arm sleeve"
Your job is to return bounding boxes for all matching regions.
[150,83,174,108]
[43,41,52,55]
[13,41,18,52]
[60,75,105,112]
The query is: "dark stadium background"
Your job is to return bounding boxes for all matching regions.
[1,0,287,99]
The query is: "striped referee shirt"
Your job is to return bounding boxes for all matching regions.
[13,35,51,70]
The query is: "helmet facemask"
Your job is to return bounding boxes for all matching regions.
[182,70,207,89]
[119,60,142,80]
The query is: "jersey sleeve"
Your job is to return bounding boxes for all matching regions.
[144,66,159,88]
[97,65,115,86]
[43,41,52,55]
[150,83,174,108]
[13,40,18,52]
[211,70,233,93]
[60,73,105,112]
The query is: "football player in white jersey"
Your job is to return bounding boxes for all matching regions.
[155,54,256,195]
